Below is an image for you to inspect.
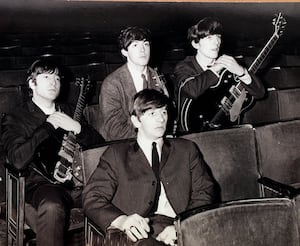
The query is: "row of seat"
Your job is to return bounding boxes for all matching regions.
[242,87,300,126]
[6,118,300,245]
[0,66,300,127]
[83,119,300,245]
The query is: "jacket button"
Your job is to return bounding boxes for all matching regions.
[152,181,156,185]
[149,201,153,205]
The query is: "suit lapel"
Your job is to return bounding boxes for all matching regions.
[128,141,153,171]
[160,139,171,171]
[122,64,137,95]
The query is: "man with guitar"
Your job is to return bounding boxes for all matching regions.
[174,17,265,134]
[1,58,104,246]
[98,26,170,141]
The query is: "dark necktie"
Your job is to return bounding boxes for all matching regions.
[151,142,161,213]
[142,73,149,89]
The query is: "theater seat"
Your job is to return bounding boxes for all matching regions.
[255,119,300,197]
[263,67,300,89]
[182,125,262,202]
[175,198,299,246]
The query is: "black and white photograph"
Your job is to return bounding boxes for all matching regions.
[0,1,300,246]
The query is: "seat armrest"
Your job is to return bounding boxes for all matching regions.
[176,203,222,222]
[258,177,300,198]
[4,161,28,177]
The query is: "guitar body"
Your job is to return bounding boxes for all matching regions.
[180,70,253,132]
[53,144,83,186]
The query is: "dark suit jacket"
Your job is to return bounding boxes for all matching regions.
[1,100,104,190]
[82,138,216,232]
[98,64,165,141]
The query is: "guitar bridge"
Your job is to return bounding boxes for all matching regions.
[53,161,73,183]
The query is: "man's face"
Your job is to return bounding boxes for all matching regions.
[197,34,221,59]
[122,40,150,67]
[132,106,168,141]
[30,73,61,102]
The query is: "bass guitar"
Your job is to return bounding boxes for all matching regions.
[53,77,91,185]
[179,13,286,132]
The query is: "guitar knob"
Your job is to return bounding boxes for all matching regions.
[75,166,81,171]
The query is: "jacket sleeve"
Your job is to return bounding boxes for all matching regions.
[82,147,124,232]
[242,72,266,99]
[99,78,136,141]
[1,113,55,170]
[76,116,105,147]
[187,142,217,209]
[174,60,219,100]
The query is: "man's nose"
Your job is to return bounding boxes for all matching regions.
[156,113,165,122]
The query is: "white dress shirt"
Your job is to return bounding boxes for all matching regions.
[137,138,177,218]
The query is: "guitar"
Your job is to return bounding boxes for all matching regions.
[53,77,91,185]
[179,13,287,133]
[152,67,170,97]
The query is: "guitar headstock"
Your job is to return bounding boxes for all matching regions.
[272,12,287,37]
[75,77,91,96]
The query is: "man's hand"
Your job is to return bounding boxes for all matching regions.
[211,54,251,85]
[212,54,244,76]
[156,225,177,246]
[110,214,150,242]
[46,112,81,134]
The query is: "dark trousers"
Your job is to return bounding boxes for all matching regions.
[103,215,174,246]
[27,183,82,246]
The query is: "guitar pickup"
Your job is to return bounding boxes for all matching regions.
[221,97,233,112]
[58,149,74,163]
[229,85,242,99]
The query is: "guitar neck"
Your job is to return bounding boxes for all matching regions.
[73,93,86,122]
[60,81,88,155]
[248,33,280,74]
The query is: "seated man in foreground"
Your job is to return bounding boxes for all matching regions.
[83,89,216,245]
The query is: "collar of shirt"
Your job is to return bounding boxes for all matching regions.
[127,63,148,92]
[137,137,163,165]
[195,56,220,78]
[32,98,56,115]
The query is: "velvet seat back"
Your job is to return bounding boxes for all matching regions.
[255,119,300,185]
[176,198,299,246]
[182,126,261,202]
[81,145,109,184]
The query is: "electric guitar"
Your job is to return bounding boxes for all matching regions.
[152,67,170,97]
[53,77,91,185]
[179,13,286,133]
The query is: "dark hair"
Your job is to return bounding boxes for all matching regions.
[131,89,169,119]
[26,58,61,84]
[187,17,223,43]
[118,26,151,51]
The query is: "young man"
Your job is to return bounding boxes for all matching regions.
[83,89,216,246]
[1,58,104,246]
[174,17,265,133]
[98,26,169,141]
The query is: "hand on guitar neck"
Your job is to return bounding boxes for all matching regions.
[47,111,81,134]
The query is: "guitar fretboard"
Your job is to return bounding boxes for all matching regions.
[249,33,280,74]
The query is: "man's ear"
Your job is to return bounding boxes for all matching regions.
[131,115,141,129]
[28,79,35,90]
[191,40,200,50]
[121,48,128,58]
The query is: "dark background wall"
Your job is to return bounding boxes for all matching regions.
[0,1,299,47]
